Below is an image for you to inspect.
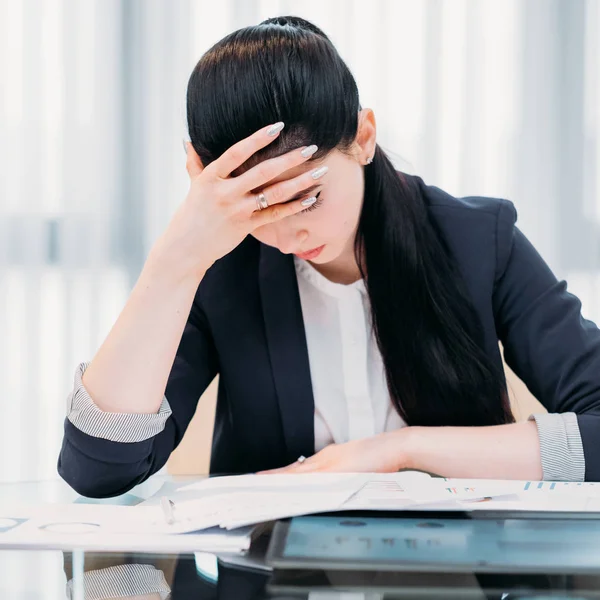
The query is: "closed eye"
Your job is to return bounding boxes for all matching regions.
[300,191,323,214]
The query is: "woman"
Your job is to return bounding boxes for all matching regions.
[58,16,600,498]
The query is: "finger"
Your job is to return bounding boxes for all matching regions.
[257,456,319,475]
[185,142,204,179]
[242,162,327,212]
[257,465,295,475]
[210,122,285,180]
[250,195,319,227]
[233,143,320,196]
[259,463,319,475]
[285,461,322,473]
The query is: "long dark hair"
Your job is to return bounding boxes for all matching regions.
[187,16,513,427]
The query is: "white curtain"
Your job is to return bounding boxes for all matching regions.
[1,0,599,490]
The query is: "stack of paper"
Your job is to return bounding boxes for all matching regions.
[166,472,600,530]
[436,478,600,512]
[0,503,254,553]
[2,472,600,553]
[169,471,448,531]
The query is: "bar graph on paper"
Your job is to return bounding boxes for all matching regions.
[522,481,600,492]
[442,479,600,500]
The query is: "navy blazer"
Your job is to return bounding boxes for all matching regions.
[58,175,600,496]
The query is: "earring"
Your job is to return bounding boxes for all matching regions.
[365,156,373,165]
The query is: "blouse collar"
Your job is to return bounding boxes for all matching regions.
[294,256,366,299]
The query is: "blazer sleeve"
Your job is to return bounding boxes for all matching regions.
[57,298,219,498]
[66,564,171,600]
[493,200,600,481]
[66,361,173,442]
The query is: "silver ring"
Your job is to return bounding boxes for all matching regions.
[256,192,269,211]
[296,455,307,464]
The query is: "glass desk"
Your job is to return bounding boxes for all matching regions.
[2,476,600,599]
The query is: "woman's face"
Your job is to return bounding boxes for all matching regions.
[250,148,366,264]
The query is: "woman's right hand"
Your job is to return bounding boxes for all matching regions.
[152,122,325,282]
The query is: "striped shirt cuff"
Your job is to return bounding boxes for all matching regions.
[66,362,172,443]
[66,564,170,599]
[529,412,585,481]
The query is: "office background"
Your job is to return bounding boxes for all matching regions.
[0,0,599,484]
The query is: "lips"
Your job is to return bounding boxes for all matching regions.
[294,245,325,260]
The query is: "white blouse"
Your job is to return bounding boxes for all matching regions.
[293,257,405,451]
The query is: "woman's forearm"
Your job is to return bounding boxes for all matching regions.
[402,420,543,480]
[81,241,208,415]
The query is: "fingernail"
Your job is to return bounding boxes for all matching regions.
[300,144,318,158]
[301,196,317,207]
[311,166,328,180]
[266,122,285,136]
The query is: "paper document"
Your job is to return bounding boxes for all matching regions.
[166,472,600,532]
[2,473,599,553]
[175,473,371,531]
[172,471,459,531]
[0,503,254,553]
[433,478,600,512]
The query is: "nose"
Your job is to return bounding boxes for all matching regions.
[276,227,309,254]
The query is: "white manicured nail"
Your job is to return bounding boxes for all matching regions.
[266,122,285,136]
[300,145,318,158]
[311,166,328,180]
[301,196,317,207]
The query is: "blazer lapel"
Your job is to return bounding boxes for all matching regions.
[258,244,315,464]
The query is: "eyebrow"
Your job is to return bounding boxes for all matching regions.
[284,184,322,204]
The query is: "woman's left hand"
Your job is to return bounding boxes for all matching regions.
[258,430,410,475]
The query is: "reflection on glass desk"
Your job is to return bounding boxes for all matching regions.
[2,477,600,599]
[0,548,599,599]
[0,474,202,507]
